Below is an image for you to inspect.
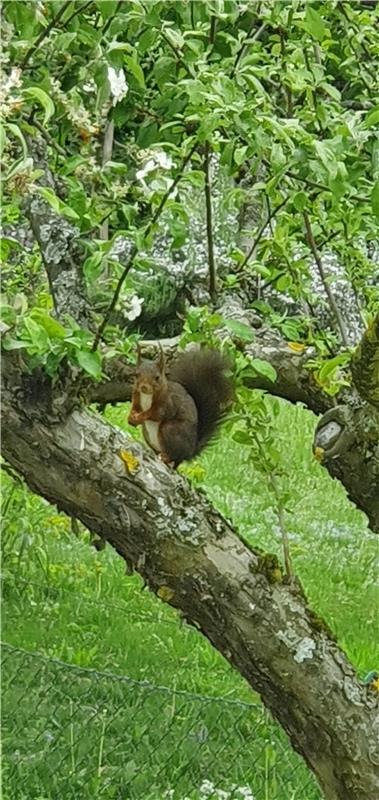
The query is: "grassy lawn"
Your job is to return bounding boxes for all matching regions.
[2,399,378,799]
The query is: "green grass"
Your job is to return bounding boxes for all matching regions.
[2,399,378,800]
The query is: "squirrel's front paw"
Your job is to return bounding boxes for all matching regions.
[128,412,141,426]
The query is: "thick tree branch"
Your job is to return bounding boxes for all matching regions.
[351,312,379,408]
[25,195,93,328]
[314,403,379,533]
[1,352,378,800]
[87,329,331,415]
[88,312,379,533]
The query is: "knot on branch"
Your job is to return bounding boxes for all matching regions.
[314,406,356,461]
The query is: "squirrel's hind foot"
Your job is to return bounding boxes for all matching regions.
[159,452,176,468]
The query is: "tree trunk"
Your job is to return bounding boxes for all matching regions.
[2,353,378,800]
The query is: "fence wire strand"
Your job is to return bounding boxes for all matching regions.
[2,575,323,800]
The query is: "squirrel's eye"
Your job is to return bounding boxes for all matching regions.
[155,376,160,382]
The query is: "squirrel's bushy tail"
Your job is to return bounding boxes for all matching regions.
[170,349,234,454]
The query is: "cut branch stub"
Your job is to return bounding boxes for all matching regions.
[314,403,379,533]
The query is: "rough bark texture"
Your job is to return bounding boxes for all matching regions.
[25,195,93,328]
[86,321,379,533]
[351,312,379,408]
[314,402,379,533]
[1,352,379,800]
[88,329,333,416]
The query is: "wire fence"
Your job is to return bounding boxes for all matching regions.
[2,579,323,800]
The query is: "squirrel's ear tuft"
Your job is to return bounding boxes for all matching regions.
[157,342,166,372]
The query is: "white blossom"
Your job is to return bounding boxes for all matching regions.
[0,66,22,114]
[125,294,144,321]
[136,150,172,180]
[107,66,128,106]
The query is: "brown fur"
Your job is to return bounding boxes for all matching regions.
[128,348,233,466]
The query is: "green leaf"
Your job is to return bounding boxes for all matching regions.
[32,310,67,340]
[318,353,350,383]
[61,156,87,175]
[232,430,252,446]
[23,87,55,125]
[234,146,248,166]
[6,156,34,180]
[24,317,50,350]
[153,57,176,90]
[164,28,185,50]
[124,56,145,88]
[276,274,293,292]
[372,179,379,219]
[2,337,29,351]
[84,252,104,283]
[364,105,379,128]
[37,187,61,214]
[37,187,80,221]
[0,124,5,158]
[320,83,340,102]
[372,140,379,175]
[138,29,158,53]
[75,349,102,380]
[303,7,327,42]
[292,191,307,211]
[224,319,255,342]
[249,358,277,383]
[5,123,28,158]
[1,236,25,260]
[181,170,205,189]
[97,0,118,19]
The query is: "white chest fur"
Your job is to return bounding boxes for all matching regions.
[140,392,160,451]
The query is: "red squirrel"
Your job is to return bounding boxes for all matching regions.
[128,346,233,466]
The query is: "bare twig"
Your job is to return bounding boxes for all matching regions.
[303,211,349,347]
[302,47,324,136]
[239,198,288,271]
[24,115,66,156]
[231,21,267,78]
[102,0,123,37]
[284,170,329,192]
[260,158,329,192]
[203,141,217,302]
[269,473,293,581]
[209,14,217,46]
[338,2,378,84]
[20,1,71,68]
[92,141,198,350]
[190,1,195,29]
[99,120,114,240]
[160,30,193,77]
[265,193,274,236]
[280,29,293,117]
[71,518,80,537]
[64,0,94,27]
